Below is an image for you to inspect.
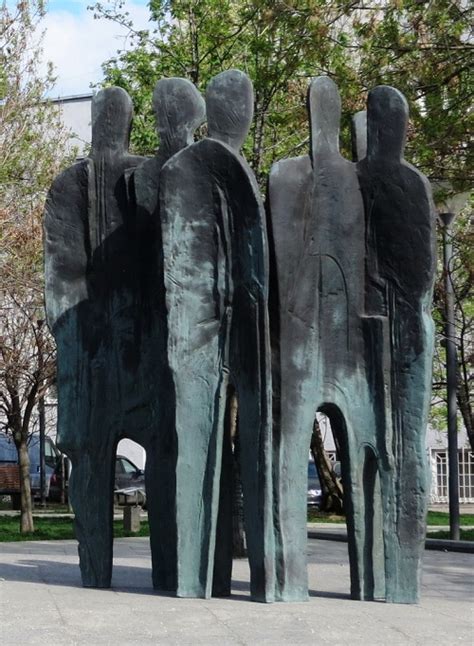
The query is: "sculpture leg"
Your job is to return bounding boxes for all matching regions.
[212,410,233,597]
[174,371,228,598]
[54,322,122,589]
[383,433,428,603]
[273,391,315,602]
[69,446,115,587]
[339,429,389,602]
[383,346,431,604]
[352,445,385,601]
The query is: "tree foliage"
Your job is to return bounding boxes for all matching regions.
[432,207,474,451]
[93,0,473,476]
[0,0,71,531]
[94,0,472,191]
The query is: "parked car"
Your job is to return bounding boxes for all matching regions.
[307,459,323,508]
[0,432,67,502]
[29,434,68,501]
[115,455,146,505]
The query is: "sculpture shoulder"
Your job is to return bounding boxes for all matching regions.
[361,156,436,295]
[159,144,207,223]
[372,158,435,230]
[47,159,90,200]
[269,155,311,195]
[268,155,312,216]
[131,155,160,214]
[399,158,437,279]
[45,159,92,228]
[160,139,250,188]
[400,158,435,214]
[126,154,146,168]
[198,138,263,205]
[270,154,311,176]
[162,138,252,175]
[133,155,159,182]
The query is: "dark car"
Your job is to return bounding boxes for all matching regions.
[114,455,146,502]
[307,459,323,508]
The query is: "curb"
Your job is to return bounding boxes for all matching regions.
[307,531,474,554]
[424,538,474,553]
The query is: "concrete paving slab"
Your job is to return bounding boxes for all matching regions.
[0,537,472,645]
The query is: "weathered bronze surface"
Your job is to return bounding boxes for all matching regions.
[44,73,435,605]
[267,78,435,603]
[160,70,274,601]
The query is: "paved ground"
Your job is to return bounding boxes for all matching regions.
[0,537,472,645]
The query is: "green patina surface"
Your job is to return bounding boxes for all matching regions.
[43,76,436,606]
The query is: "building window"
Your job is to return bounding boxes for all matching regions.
[435,451,448,499]
[459,449,474,502]
[433,449,474,502]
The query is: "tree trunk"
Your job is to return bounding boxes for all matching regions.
[17,439,34,533]
[310,418,344,514]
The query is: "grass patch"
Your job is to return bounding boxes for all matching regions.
[1,510,473,542]
[0,516,75,541]
[29,505,71,515]
[307,510,345,523]
[0,515,151,542]
[427,528,474,541]
[115,520,150,539]
[426,511,474,526]
[0,499,71,513]
[307,509,474,525]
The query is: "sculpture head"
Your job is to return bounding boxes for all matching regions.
[153,78,206,156]
[308,76,341,161]
[366,85,408,162]
[91,87,133,154]
[206,69,254,151]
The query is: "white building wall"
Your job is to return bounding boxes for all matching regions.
[52,94,92,157]
[117,439,146,470]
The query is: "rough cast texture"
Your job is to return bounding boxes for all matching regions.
[44,73,435,606]
[131,78,206,593]
[160,70,274,602]
[44,82,205,590]
[357,86,436,602]
[267,77,435,603]
[44,87,145,587]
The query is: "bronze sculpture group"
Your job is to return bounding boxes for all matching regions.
[44,70,436,604]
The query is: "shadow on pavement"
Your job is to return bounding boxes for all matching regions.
[308,589,352,600]
[0,560,268,602]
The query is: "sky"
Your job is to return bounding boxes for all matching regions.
[32,0,151,97]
